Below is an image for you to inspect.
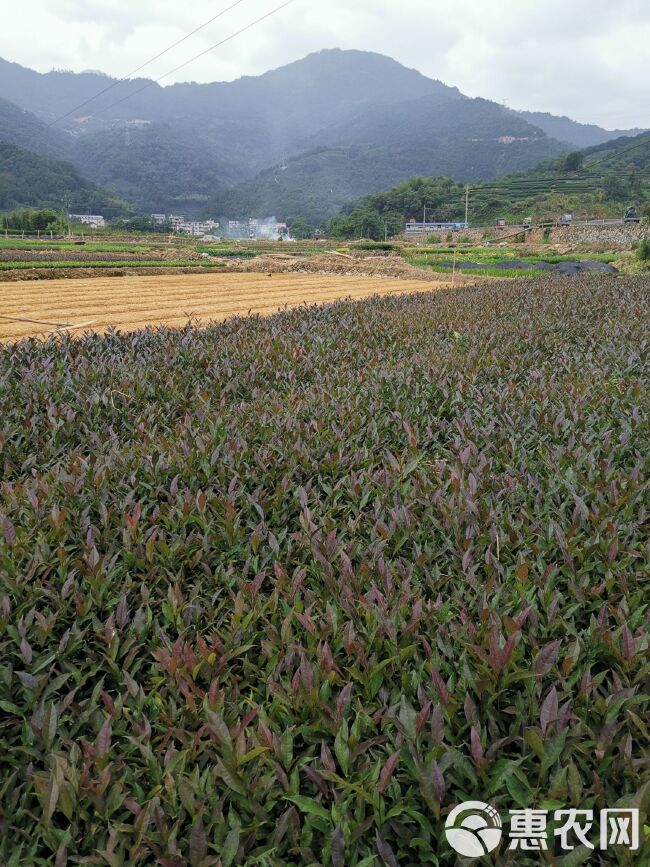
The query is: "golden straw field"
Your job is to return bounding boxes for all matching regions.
[0,272,455,340]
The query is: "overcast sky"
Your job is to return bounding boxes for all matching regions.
[1,0,648,128]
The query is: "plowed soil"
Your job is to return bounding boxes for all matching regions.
[0,272,461,341]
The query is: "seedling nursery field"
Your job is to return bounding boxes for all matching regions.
[0,273,648,864]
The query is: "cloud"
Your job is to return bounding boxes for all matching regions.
[0,0,648,127]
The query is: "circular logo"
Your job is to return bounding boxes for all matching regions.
[445,801,503,857]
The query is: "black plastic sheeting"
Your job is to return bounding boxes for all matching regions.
[436,260,618,275]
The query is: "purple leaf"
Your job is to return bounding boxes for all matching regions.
[336,682,353,718]
[376,831,399,867]
[97,717,112,757]
[2,516,16,547]
[431,761,446,803]
[535,639,562,677]
[377,751,400,794]
[540,687,558,737]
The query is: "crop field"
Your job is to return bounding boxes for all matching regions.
[0,272,446,341]
[0,274,648,865]
[0,240,332,279]
[406,248,620,278]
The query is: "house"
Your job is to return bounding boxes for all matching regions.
[170,215,220,236]
[69,214,105,229]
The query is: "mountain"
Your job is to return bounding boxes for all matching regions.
[0,141,131,214]
[0,49,644,218]
[0,95,72,160]
[512,110,646,149]
[71,123,249,214]
[329,131,650,238]
[464,130,650,223]
[0,50,450,133]
[581,130,650,170]
[204,94,568,223]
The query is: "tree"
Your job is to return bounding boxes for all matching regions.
[563,151,585,172]
[289,218,314,240]
[0,208,60,232]
[603,176,630,201]
[327,176,466,240]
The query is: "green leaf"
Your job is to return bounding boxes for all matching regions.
[284,795,330,821]
[239,745,270,765]
[559,845,594,866]
[280,728,294,770]
[506,771,533,807]
[334,720,350,776]
[541,730,568,778]
[222,825,240,867]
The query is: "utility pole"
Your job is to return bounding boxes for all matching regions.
[63,191,71,239]
[384,221,388,242]
[423,204,427,225]
[465,185,470,228]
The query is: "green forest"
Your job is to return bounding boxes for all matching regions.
[328,132,650,239]
[0,142,131,215]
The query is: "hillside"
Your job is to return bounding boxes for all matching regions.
[582,131,650,170]
[206,94,569,223]
[0,50,609,217]
[464,130,650,223]
[0,49,644,217]
[512,109,646,148]
[0,51,459,213]
[72,123,248,214]
[0,141,131,214]
[328,132,650,237]
[0,50,446,133]
[0,95,73,160]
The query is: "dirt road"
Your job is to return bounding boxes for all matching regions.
[0,272,457,341]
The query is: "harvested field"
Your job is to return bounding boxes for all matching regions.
[0,251,456,283]
[227,251,442,280]
[0,271,461,341]
[0,248,202,262]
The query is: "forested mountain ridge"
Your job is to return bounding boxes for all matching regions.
[0,141,132,214]
[328,131,650,239]
[0,49,644,218]
[206,93,569,223]
[0,95,72,160]
[512,109,646,149]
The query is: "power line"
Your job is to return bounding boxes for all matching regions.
[587,137,650,163]
[70,0,296,121]
[48,0,252,127]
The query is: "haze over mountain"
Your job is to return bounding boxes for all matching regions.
[0,49,645,220]
[511,110,646,150]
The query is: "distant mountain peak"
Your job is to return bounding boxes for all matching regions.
[0,49,644,218]
[512,108,647,148]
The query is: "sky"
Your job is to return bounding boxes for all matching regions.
[0,0,648,129]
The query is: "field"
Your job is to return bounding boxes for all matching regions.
[0,272,452,341]
[0,236,644,285]
[405,246,621,278]
[1,273,648,864]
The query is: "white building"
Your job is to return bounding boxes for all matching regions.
[69,214,105,229]
[170,215,220,236]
